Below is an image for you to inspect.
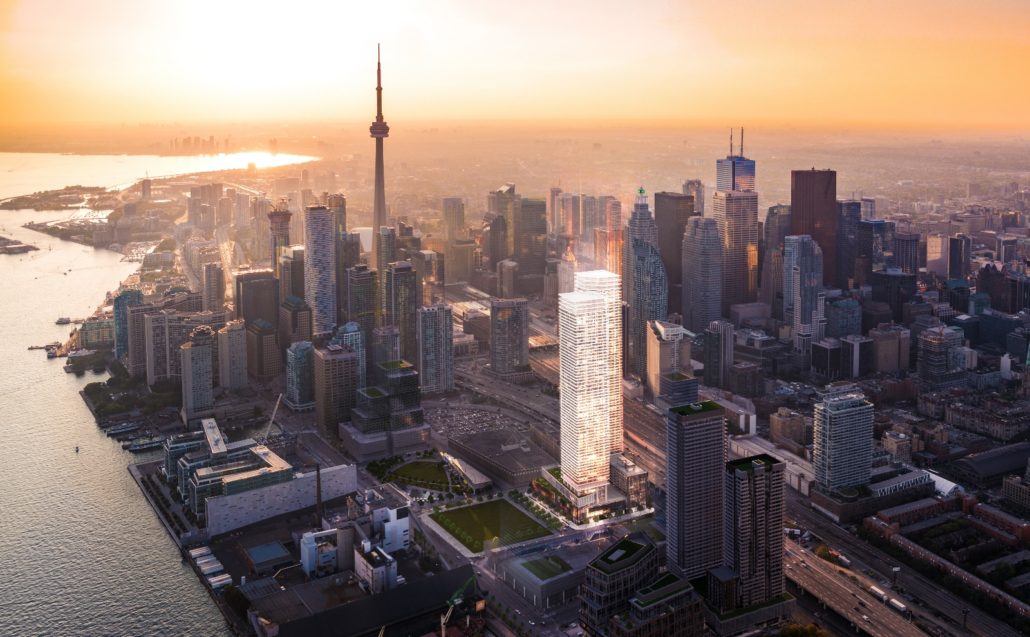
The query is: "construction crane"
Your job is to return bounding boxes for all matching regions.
[439,575,478,637]
[260,393,283,442]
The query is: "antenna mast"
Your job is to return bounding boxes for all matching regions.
[740,127,744,156]
[729,128,734,156]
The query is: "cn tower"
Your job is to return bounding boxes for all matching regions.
[370,44,390,270]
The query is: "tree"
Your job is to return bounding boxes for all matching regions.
[780,624,829,637]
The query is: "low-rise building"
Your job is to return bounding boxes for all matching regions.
[580,534,660,637]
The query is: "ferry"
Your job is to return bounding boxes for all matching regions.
[105,421,141,437]
[126,438,165,453]
[55,317,71,325]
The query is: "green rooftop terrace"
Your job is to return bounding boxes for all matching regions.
[591,535,651,574]
[669,401,721,416]
[380,360,412,370]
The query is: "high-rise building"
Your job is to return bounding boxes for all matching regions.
[557,192,581,239]
[645,320,685,400]
[375,227,397,286]
[383,261,418,362]
[869,323,911,374]
[327,192,347,253]
[180,325,215,420]
[202,262,225,312]
[113,288,143,360]
[370,47,390,270]
[790,169,838,286]
[836,199,861,289]
[682,179,705,215]
[284,340,315,411]
[442,197,465,241]
[217,319,248,392]
[703,319,735,389]
[548,186,563,232]
[855,219,894,285]
[559,290,613,496]
[246,318,281,380]
[712,190,759,314]
[654,191,696,316]
[490,183,519,258]
[333,322,367,390]
[925,233,948,275]
[783,235,825,356]
[917,325,967,389]
[335,232,362,324]
[949,234,972,280]
[489,298,529,376]
[515,197,548,281]
[813,383,873,492]
[630,240,668,379]
[234,269,279,328]
[624,188,661,374]
[723,455,785,609]
[682,217,723,333]
[580,533,661,637]
[760,204,791,296]
[893,232,920,275]
[825,297,861,338]
[313,342,360,437]
[371,326,401,385]
[345,265,378,346]
[411,249,444,305]
[144,310,227,386]
[342,359,428,461]
[303,205,336,336]
[486,215,507,269]
[268,199,292,278]
[716,134,756,192]
[666,401,726,580]
[278,295,313,352]
[278,245,305,302]
[574,270,623,453]
[416,304,453,393]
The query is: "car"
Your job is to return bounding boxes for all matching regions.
[862,615,871,622]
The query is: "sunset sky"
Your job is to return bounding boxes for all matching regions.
[1,0,1028,131]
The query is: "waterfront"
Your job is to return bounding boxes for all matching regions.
[0,154,285,635]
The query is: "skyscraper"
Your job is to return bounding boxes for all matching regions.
[304,204,337,336]
[645,320,685,400]
[515,197,548,280]
[836,199,861,289]
[285,340,315,412]
[712,190,759,314]
[790,169,838,286]
[949,233,972,280]
[113,288,143,360]
[682,179,705,215]
[760,203,791,294]
[490,298,529,376]
[490,183,519,259]
[383,261,418,363]
[268,199,292,276]
[217,319,248,392]
[624,188,660,373]
[893,232,920,275]
[723,455,785,609]
[654,191,696,316]
[813,383,873,492]
[278,295,313,352]
[630,240,668,380]
[180,325,215,420]
[486,215,507,269]
[559,290,612,495]
[704,319,735,389]
[716,130,756,192]
[313,342,360,438]
[681,217,723,333]
[416,304,453,393]
[666,401,726,580]
[202,262,225,312]
[234,269,279,327]
[917,325,967,389]
[346,264,378,346]
[370,46,390,271]
[333,322,367,390]
[442,197,465,241]
[574,270,623,453]
[783,235,825,356]
[278,245,305,302]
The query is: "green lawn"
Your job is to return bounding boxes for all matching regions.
[431,499,551,552]
[523,556,572,580]
[391,461,448,485]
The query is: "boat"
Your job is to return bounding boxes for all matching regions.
[105,422,141,437]
[46,349,57,358]
[127,438,165,453]
[75,446,79,453]
[55,317,71,325]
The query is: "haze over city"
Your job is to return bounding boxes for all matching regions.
[2,2,1030,637]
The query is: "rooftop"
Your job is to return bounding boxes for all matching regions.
[669,401,722,417]
[726,454,781,473]
[590,534,653,574]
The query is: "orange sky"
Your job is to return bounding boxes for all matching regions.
[1,0,1028,131]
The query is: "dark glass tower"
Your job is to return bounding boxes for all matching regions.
[790,169,837,286]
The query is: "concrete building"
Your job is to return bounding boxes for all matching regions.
[277,245,305,305]
[180,325,215,421]
[234,269,279,328]
[917,325,967,389]
[345,264,378,345]
[144,309,227,386]
[666,402,726,580]
[382,261,418,363]
[332,322,367,390]
[813,384,873,493]
[580,533,660,637]
[113,288,144,360]
[303,205,337,336]
[645,320,685,400]
[354,539,398,594]
[723,455,785,609]
[313,343,360,437]
[681,216,723,333]
[278,295,313,352]
[609,574,705,637]
[416,304,454,393]
[442,196,465,241]
[704,319,735,389]
[341,360,429,461]
[869,323,911,374]
[202,262,225,312]
[217,319,248,392]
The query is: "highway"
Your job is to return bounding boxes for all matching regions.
[785,540,924,637]
[785,489,1021,637]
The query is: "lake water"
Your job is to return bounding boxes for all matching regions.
[0,151,312,636]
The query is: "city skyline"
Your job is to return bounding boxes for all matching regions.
[1,1,1029,132]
